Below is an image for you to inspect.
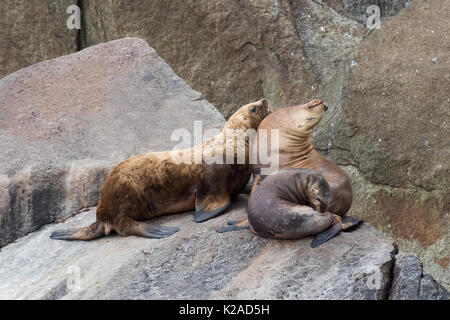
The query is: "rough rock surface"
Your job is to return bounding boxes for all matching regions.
[0,37,225,248]
[328,0,450,289]
[80,0,366,118]
[0,0,448,293]
[0,0,78,79]
[389,252,448,300]
[0,195,445,300]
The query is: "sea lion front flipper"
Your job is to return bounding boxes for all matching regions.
[218,218,250,233]
[194,195,231,223]
[118,220,180,238]
[341,216,362,231]
[140,225,181,238]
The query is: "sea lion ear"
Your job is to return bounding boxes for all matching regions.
[260,99,268,109]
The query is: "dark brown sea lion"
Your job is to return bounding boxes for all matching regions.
[50,99,269,241]
[247,169,334,239]
[220,99,360,247]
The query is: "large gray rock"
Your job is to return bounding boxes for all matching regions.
[418,275,449,300]
[389,253,425,300]
[0,195,446,300]
[0,0,78,79]
[0,37,225,248]
[389,253,449,300]
[324,0,450,290]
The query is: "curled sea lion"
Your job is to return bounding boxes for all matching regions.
[50,99,269,241]
[221,99,360,247]
[246,169,359,245]
[247,169,333,239]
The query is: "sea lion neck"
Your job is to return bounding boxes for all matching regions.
[223,116,256,132]
[282,127,316,167]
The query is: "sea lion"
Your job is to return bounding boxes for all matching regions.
[220,99,360,247]
[50,99,269,241]
[246,169,359,243]
[246,169,333,239]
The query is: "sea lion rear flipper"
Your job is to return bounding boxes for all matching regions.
[50,221,105,241]
[310,223,342,248]
[341,216,362,231]
[117,220,180,238]
[218,218,250,233]
[194,195,231,223]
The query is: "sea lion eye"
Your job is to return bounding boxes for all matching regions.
[251,106,257,112]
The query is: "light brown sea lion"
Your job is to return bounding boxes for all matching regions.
[50,99,269,241]
[220,99,360,247]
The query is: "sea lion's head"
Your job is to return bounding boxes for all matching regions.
[225,99,270,130]
[262,99,327,134]
[288,99,328,132]
[270,169,331,212]
[303,170,331,212]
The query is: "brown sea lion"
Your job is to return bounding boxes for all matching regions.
[220,99,360,247]
[50,99,269,241]
[246,169,334,239]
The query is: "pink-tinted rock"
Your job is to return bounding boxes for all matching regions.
[0,37,225,247]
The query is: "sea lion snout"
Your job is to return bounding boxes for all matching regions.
[309,99,323,105]
[307,100,327,112]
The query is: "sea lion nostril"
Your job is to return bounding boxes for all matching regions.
[324,105,328,111]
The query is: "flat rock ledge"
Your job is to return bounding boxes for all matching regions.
[0,194,447,300]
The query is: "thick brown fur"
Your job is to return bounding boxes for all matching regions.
[51,99,269,241]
